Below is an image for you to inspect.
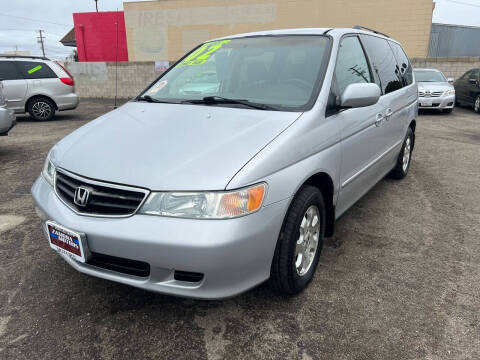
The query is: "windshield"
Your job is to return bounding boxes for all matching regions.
[414,70,447,83]
[140,35,331,111]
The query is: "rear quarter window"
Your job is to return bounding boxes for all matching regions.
[16,61,57,79]
[360,35,403,95]
[389,41,413,86]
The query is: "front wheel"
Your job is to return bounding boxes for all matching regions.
[389,127,413,179]
[474,95,480,113]
[28,98,55,121]
[271,185,325,295]
[442,108,453,114]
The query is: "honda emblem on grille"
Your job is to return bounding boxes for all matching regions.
[74,186,90,207]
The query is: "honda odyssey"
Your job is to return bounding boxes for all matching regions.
[31,27,417,299]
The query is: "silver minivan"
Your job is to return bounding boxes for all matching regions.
[31,27,417,299]
[0,56,78,121]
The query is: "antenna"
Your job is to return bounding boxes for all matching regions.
[114,8,119,109]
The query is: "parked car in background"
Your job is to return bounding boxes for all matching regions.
[0,56,78,121]
[413,68,455,113]
[32,27,417,299]
[0,79,16,136]
[454,68,480,113]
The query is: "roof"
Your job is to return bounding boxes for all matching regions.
[0,55,50,61]
[60,28,76,47]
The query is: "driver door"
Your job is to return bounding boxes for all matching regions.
[330,36,386,216]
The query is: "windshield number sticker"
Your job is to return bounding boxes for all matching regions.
[180,40,231,66]
[28,65,42,74]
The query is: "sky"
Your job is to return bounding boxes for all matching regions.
[0,0,479,59]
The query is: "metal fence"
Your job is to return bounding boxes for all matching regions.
[429,23,480,57]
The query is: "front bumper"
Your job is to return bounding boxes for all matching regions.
[0,106,16,135]
[418,94,455,109]
[31,176,290,299]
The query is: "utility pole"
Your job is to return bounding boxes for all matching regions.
[95,0,99,12]
[37,30,45,57]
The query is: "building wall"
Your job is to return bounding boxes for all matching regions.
[73,11,129,62]
[66,57,479,99]
[429,23,480,58]
[65,61,161,98]
[124,0,434,61]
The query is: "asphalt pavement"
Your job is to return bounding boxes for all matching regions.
[0,99,479,359]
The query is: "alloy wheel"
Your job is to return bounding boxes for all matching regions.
[475,97,480,112]
[32,101,52,120]
[402,137,411,172]
[295,205,320,276]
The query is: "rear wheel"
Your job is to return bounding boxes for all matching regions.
[389,127,413,180]
[474,95,480,113]
[28,97,55,121]
[271,185,325,295]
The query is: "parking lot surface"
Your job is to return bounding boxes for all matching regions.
[1,99,479,359]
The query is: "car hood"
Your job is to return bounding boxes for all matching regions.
[417,82,453,92]
[52,101,301,190]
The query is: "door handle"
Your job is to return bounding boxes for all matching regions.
[385,108,393,120]
[375,113,384,127]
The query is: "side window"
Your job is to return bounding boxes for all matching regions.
[334,36,372,95]
[460,71,471,80]
[361,35,403,95]
[472,70,480,81]
[0,61,22,80]
[16,61,57,79]
[389,42,413,86]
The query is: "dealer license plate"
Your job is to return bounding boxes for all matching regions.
[46,221,89,263]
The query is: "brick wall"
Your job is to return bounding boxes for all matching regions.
[411,57,480,80]
[65,61,161,99]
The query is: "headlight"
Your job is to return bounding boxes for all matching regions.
[42,155,56,186]
[138,183,266,219]
[444,89,455,96]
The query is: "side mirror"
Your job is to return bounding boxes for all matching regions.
[468,78,478,85]
[340,83,381,109]
[447,77,454,84]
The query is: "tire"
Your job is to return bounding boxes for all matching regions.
[271,185,325,295]
[28,97,56,121]
[389,127,413,180]
[442,108,453,114]
[474,95,480,114]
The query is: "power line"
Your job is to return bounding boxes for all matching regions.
[0,12,70,27]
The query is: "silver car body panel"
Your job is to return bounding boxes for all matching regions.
[31,28,418,298]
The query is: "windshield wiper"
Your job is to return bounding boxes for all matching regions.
[183,96,278,110]
[137,95,180,104]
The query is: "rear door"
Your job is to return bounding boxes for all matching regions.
[329,35,386,216]
[361,35,407,162]
[0,61,27,111]
[15,61,59,98]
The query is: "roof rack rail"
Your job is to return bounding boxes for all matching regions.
[353,25,390,38]
[0,55,49,60]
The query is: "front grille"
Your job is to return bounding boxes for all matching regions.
[418,91,443,98]
[87,252,150,277]
[55,170,147,216]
